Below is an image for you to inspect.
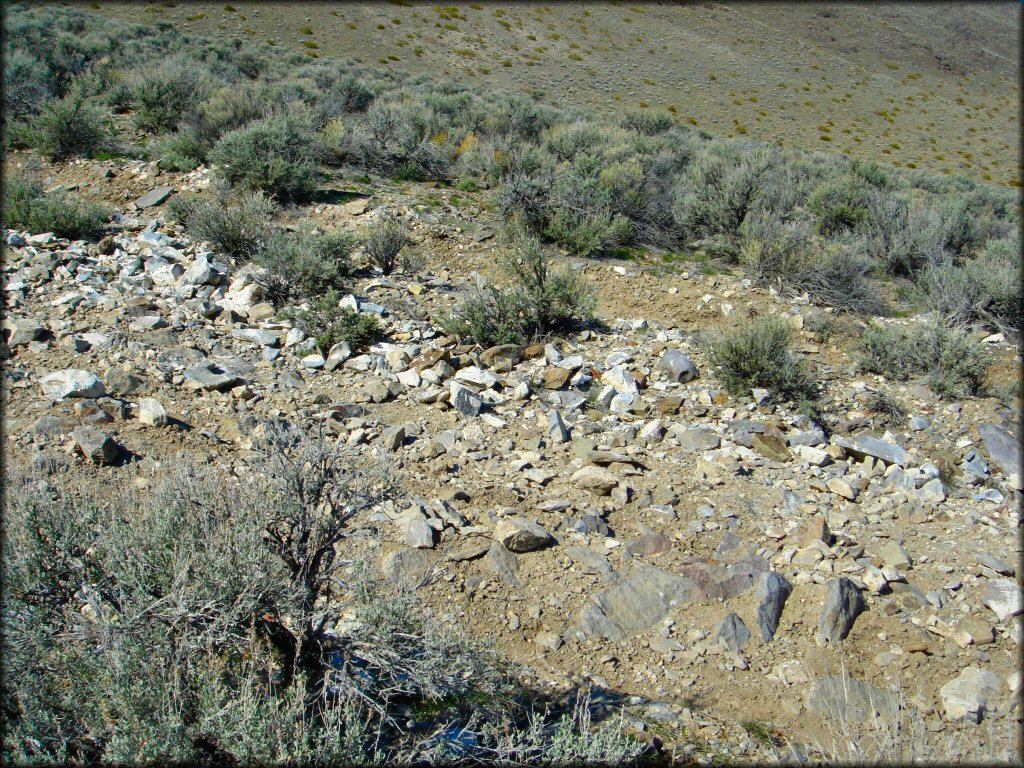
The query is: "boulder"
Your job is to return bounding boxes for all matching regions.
[138,397,168,427]
[658,348,698,383]
[40,369,106,400]
[72,427,119,465]
[494,517,554,553]
[817,576,865,645]
[940,667,1000,723]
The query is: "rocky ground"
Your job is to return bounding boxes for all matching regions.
[3,153,1022,763]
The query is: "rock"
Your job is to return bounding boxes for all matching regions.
[301,354,326,369]
[807,676,898,723]
[570,465,618,495]
[134,185,175,209]
[916,478,946,504]
[534,630,563,653]
[381,425,406,452]
[983,578,1023,622]
[381,547,434,586]
[658,348,698,383]
[231,328,279,347]
[751,387,771,405]
[580,565,690,641]
[543,366,572,390]
[494,517,554,553]
[601,365,639,395]
[486,542,522,589]
[6,317,44,347]
[105,369,145,396]
[796,445,832,466]
[715,611,751,651]
[564,546,612,575]
[40,369,106,400]
[751,432,791,462]
[977,553,1015,577]
[71,426,119,464]
[826,477,858,501]
[756,571,792,642]
[877,540,912,569]
[138,397,168,427]
[624,533,673,557]
[324,342,352,371]
[183,363,240,391]
[978,423,1022,488]
[940,667,1000,723]
[831,434,909,467]
[793,515,831,547]
[401,516,435,549]
[181,254,218,285]
[817,576,865,645]
[547,409,569,444]
[481,343,522,372]
[675,427,720,452]
[450,382,483,416]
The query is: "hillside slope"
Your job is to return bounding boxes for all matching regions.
[92,0,1021,184]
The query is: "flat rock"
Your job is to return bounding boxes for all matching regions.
[817,576,865,645]
[543,366,572,390]
[675,428,720,452]
[381,547,434,586]
[184,363,241,391]
[494,517,554,553]
[831,434,909,467]
[624,533,673,557]
[983,578,1023,622]
[564,546,612,575]
[877,540,912,569]
[134,185,175,209]
[579,565,690,641]
[570,465,618,495]
[751,432,791,462]
[940,667,1000,723]
[40,369,106,400]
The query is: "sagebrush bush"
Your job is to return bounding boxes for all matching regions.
[443,225,595,346]
[297,292,381,354]
[33,92,112,161]
[127,59,209,133]
[3,49,53,119]
[2,171,109,239]
[807,174,872,236]
[857,320,991,397]
[703,315,818,402]
[210,111,320,199]
[174,188,276,259]
[363,212,410,275]
[253,225,357,306]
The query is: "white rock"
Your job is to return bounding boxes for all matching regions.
[40,369,106,400]
[138,397,168,427]
[940,667,999,722]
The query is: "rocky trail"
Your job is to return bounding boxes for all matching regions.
[3,154,1021,762]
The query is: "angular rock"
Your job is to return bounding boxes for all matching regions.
[543,366,572,390]
[817,576,865,645]
[231,327,279,347]
[494,517,554,553]
[756,571,793,642]
[486,542,522,589]
[380,425,406,452]
[564,546,612,575]
[570,465,618,495]
[715,611,751,651]
[675,427,720,452]
[401,516,436,549]
[978,423,1022,488]
[751,432,791,462]
[831,434,909,467]
[601,365,639,396]
[40,369,106,400]
[658,348,698,383]
[624,533,673,557]
[381,547,435,586]
[138,397,168,427]
[183,363,241,392]
[983,578,1023,622]
[547,409,569,444]
[324,342,353,371]
[450,382,483,416]
[940,667,1000,723]
[579,565,691,641]
[877,540,912,569]
[72,426,119,465]
[6,317,44,347]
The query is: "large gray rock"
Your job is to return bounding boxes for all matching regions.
[138,397,168,427]
[6,317,44,347]
[72,427,119,464]
[40,369,106,400]
[715,611,751,651]
[817,576,865,645]
[658,348,698,383]
[807,676,898,723]
[486,542,521,589]
[401,516,435,549]
[134,185,175,209]
[978,423,1021,488]
[756,571,792,642]
[450,382,483,416]
[983,578,1023,622]
[831,434,909,467]
[380,425,406,452]
[674,427,721,452]
[579,565,694,641]
[940,667,1000,723]
[563,546,612,575]
[494,517,554,553]
[184,363,241,392]
[231,327,280,347]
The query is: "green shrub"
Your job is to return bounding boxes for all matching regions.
[363,212,410,274]
[252,225,357,305]
[2,171,109,239]
[856,320,991,397]
[444,225,594,346]
[210,111,320,199]
[128,60,208,133]
[807,174,872,236]
[297,293,381,353]
[703,315,817,403]
[3,49,53,119]
[175,189,276,259]
[33,92,112,160]
[620,108,673,136]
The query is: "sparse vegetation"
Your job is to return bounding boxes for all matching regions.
[253,225,358,306]
[170,188,276,260]
[297,292,381,354]
[363,211,410,275]
[703,315,818,403]
[2,168,110,239]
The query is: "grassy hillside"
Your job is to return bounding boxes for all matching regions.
[89,0,1022,185]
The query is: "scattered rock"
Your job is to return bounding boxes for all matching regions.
[755,571,792,642]
[40,369,106,400]
[940,667,1000,723]
[71,426,119,465]
[494,517,554,553]
[817,576,865,645]
[715,611,751,651]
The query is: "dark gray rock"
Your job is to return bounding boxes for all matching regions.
[184,363,240,391]
[978,423,1021,484]
[817,576,865,645]
[755,571,792,642]
[714,611,751,651]
[579,565,694,641]
[71,426,119,464]
[486,542,522,589]
[134,185,175,209]
[659,348,698,383]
